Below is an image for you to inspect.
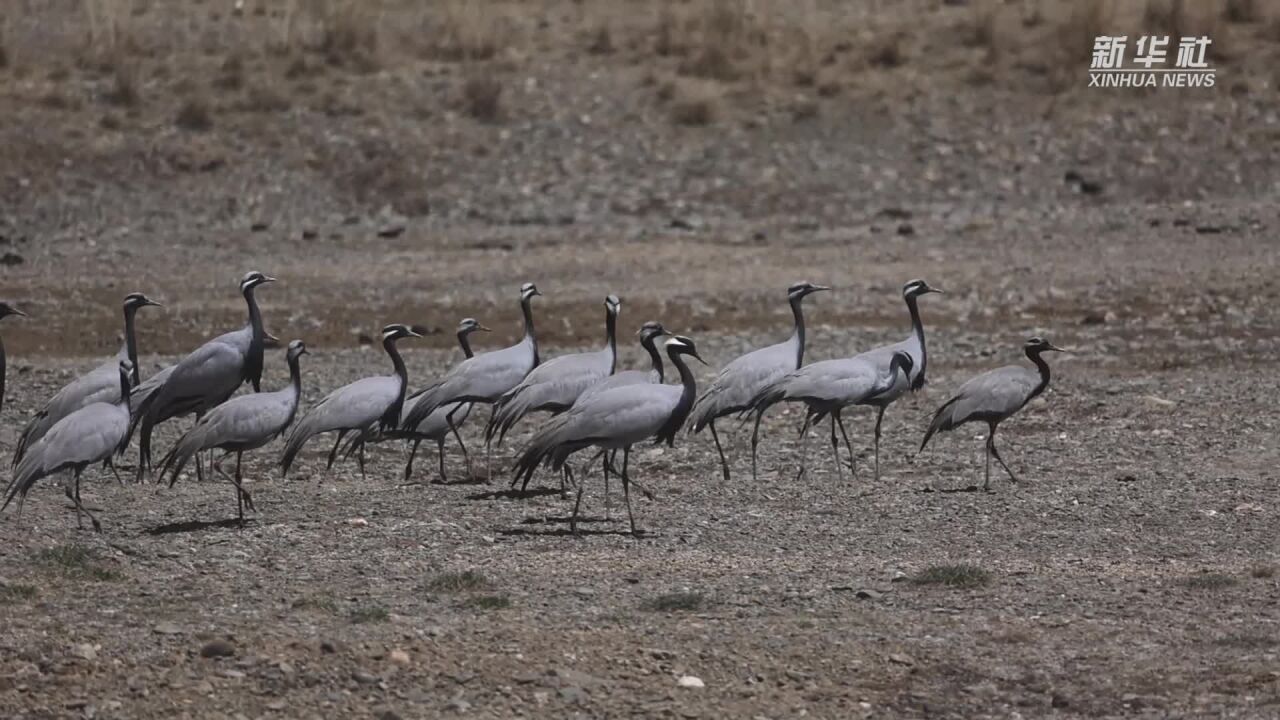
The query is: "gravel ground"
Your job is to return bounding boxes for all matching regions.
[2,1,1280,717]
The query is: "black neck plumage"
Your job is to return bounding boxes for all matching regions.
[380,337,409,432]
[123,305,141,385]
[244,286,266,392]
[641,335,664,383]
[1025,347,1052,403]
[905,293,927,391]
[789,294,807,369]
[458,330,476,359]
[521,296,539,367]
[605,309,618,374]
[654,348,697,446]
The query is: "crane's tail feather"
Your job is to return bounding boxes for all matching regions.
[920,396,961,452]
[11,413,45,468]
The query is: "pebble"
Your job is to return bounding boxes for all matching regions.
[70,644,98,661]
[677,675,705,689]
[388,649,411,665]
[889,653,915,666]
[199,639,236,658]
[353,670,379,685]
[153,622,184,636]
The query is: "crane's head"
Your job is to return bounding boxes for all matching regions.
[263,331,283,349]
[458,317,491,334]
[665,335,708,365]
[637,320,667,341]
[286,339,309,361]
[889,350,914,376]
[1025,336,1066,354]
[520,282,541,301]
[381,324,422,342]
[123,292,162,311]
[605,294,621,315]
[903,279,942,298]
[0,301,27,320]
[241,271,276,292]
[788,281,830,300]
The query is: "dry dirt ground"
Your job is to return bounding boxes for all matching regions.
[2,1,1280,718]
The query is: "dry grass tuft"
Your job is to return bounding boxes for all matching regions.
[1251,565,1276,579]
[349,604,389,623]
[641,591,708,612]
[1223,0,1261,23]
[427,570,493,593]
[243,83,291,113]
[461,72,502,122]
[911,564,991,588]
[588,22,614,55]
[213,55,244,91]
[33,545,120,582]
[104,57,140,106]
[0,582,37,604]
[669,80,719,126]
[460,594,511,610]
[1182,572,1238,590]
[316,0,380,71]
[422,1,502,62]
[867,32,905,68]
[175,96,213,131]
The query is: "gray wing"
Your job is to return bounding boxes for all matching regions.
[489,348,612,440]
[16,358,121,460]
[150,333,249,415]
[553,383,682,447]
[5,402,129,509]
[947,366,1040,424]
[404,401,471,440]
[577,369,654,405]
[852,334,923,405]
[404,340,535,424]
[770,357,884,407]
[281,375,400,472]
[130,364,175,412]
[690,340,797,430]
[179,388,298,452]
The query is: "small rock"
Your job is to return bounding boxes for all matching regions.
[1,252,25,266]
[320,640,341,654]
[1080,311,1107,325]
[1052,692,1071,708]
[669,216,701,231]
[250,221,269,232]
[1140,395,1176,409]
[785,669,814,682]
[356,333,374,346]
[194,680,214,694]
[677,675,705,689]
[573,587,596,598]
[889,653,915,666]
[353,670,379,685]
[346,517,369,527]
[388,649,411,665]
[377,223,406,238]
[896,223,915,236]
[376,711,403,720]
[301,228,318,240]
[266,701,287,711]
[854,589,882,600]
[445,698,471,712]
[70,644,97,661]
[200,639,236,658]
[558,686,587,705]
[219,669,245,679]
[153,622,184,636]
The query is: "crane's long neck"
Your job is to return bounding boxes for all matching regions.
[244,286,266,391]
[789,294,806,369]
[1,334,8,416]
[458,330,476,359]
[905,293,927,390]
[655,349,698,446]
[521,297,539,367]
[118,368,132,413]
[641,335,664,383]
[1026,348,1052,403]
[122,305,141,385]
[288,355,303,398]
[605,309,618,374]
[382,337,409,429]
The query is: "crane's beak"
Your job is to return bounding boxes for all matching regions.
[1046,343,1070,353]
[926,285,943,294]
[264,275,277,283]
[407,329,423,338]
[812,285,830,292]
[146,299,163,308]
[12,308,27,318]
[478,324,492,332]
[691,352,709,366]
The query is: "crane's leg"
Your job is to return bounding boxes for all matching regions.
[873,405,887,482]
[749,412,762,483]
[404,438,422,482]
[988,423,1020,486]
[828,415,842,481]
[620,446,638,536]
[446,405,472,478]
[357,441,367,481]
[708,420,731,482]
[485,406,496,483]
[794,413,813,481]
[436,438,447,484]
[104,457,123,485]
[983,432,992,491]
[66,469,101,532]
[602,450,611,520]
[560,466,572,498]
[571,471,586,535]
[234,453,244,526]
[326,430,347,470]
[835,410,856,480]
[236,451,254,514]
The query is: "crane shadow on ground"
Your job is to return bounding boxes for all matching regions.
[500,514,644,538]
[146,518,252,535]
[465,487,565,501]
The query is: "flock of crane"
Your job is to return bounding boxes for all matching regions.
[0,273,1066,535]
